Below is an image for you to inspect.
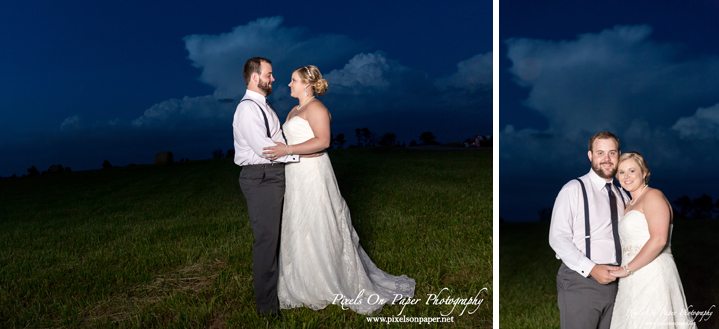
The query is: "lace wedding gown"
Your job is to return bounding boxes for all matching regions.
[277,116,415,315]
[610,210,696,329]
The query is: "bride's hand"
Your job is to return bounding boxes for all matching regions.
[609,268,630,278]
[262,142,288,160]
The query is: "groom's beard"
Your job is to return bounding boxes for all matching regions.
[258,78,273,96]
[592,161,617,180]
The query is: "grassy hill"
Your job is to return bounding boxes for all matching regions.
[0,147,492,328]
[500,221,719,328]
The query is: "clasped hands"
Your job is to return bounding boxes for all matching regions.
[590,265,626,284]
[263,142,289,160]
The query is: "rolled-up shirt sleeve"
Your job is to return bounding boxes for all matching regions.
[549,182,596,277]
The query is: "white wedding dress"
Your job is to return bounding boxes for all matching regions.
[277,116,415,315]
[610,210,696,329]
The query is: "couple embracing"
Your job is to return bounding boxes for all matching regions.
[232,57,415,318]
[550,131,696,328]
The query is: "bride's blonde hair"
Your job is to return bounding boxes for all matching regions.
[617,151,651,185]
[294,65,328,96]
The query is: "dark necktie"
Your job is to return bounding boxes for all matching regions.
[606,183,623,266]
[265,99,288,144]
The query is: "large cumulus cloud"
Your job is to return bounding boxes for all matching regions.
[184,16,366,101]
[501,25,719,221]
[18,17,492,177]
[436,52,493,93]
[505,25,719,138]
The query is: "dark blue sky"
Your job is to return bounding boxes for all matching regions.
[0,0,492,177]
[500,0,719,221]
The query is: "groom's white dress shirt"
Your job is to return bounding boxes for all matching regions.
[549,169,627,277]
[233,89,299,166]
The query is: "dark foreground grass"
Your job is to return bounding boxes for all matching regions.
[500,221,719,328]
[0,147,492,328]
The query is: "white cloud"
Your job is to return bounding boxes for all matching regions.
[60,115,81,131]
[501,25,719,182]
[435,52,493,92]
[505,25,719,136]
[672,103,719,139]
[58,18,491,138]
[131,95,235,129]
[324,52,405,90]
[183,16,365,100]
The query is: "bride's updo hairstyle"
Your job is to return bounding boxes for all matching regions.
[617,151,651,185]
[295,65,328,96]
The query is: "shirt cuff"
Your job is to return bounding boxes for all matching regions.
[277,154,299,163]
[576,258,596,277]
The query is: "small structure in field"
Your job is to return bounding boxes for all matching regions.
[155,151,174,166]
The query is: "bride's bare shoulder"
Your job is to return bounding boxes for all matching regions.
[305,100,330,119]
[644,187,667,200]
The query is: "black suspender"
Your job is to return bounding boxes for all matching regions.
[575,178,626,260]
[575,178,592,259]
[240,99,287,144]
[240,99,271,138]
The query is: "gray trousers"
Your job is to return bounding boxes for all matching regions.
[239,163,285,315]
[557,263,618,329]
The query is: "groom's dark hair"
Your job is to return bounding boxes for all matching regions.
[243,57,272,85]
[588,131,620,152]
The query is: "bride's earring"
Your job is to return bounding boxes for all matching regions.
[304,86,308,97]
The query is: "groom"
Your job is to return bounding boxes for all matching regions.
[549,131,628,329]
[232,57,298,317]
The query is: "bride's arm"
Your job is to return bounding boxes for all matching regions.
[263,103,331,158]
[610,189,671,277]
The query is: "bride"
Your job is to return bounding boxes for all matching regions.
[609,152,695,328]
[262,65,415,315]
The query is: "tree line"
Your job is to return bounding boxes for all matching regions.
[537,193,719,221]
[211,128,444,159]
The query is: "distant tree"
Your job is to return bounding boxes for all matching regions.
[28,166,39,176]
[409,140,417,147]
[47,164,64,174]
[355,128,363,147]
[402,142,406,147]
[12,174,18,178]
[362,128,378,147]
[419,132,438,145]
[102,160,112,169]
[693,194,714,219]
[212,149,225,159]
[334,133,347,149]
[674,195,692,219]
[673,194,716,219]
[379,133,397,146]
[226,149,235,158]
[328,133,334,149]
[65,167,72,173]
[538,207,553,222]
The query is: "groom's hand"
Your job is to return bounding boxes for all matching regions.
[263,142,288,160]
[589,265,620,284]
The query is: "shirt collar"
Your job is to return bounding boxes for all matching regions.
[244,89,267,103]
[587,168,613,192]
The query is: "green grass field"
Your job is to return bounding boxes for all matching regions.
[0,147,492,328]
[500,221,719,329]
